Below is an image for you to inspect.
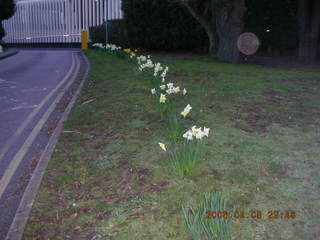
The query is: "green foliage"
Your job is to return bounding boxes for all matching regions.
[89,19,129,47]
[89,24,106,44]
[169,140,202,177]
[167,111,185,142]
[182,192,234,240]
[0,0,15,20]
[0,0,15,40]
[121,0,208,51]
[245,0,298,52]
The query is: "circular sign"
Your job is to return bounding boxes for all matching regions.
[237,32,260,55]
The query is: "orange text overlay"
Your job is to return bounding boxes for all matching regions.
[205,210,296,220]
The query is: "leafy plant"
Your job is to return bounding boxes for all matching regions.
[169,140,201,177]
[182,192,234,240]
[167,111,185,142]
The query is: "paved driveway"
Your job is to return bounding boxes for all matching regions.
[0,49,80,239]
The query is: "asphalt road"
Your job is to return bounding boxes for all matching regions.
[0,49,79,239]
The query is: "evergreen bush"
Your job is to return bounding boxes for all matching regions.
[121,0,208,52]
[89,19,130,48]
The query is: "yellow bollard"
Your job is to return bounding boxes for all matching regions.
[81,30,88,50]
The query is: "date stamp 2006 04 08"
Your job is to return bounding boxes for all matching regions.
[205,210,296,220]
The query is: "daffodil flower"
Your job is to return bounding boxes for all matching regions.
[167,83,174,89]
[158,142,166,151]
[203,127,210,137]
[151,88,156,95]
[160,85,166,90]
[181,104,192,118]
[166,88,174,95]
[183,130,193,140]
[160,94,166,103]
[183,88,187,95]
[181,110,189,118]
[173,87,180,93]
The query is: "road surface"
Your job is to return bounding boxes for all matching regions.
[0,49,83,239]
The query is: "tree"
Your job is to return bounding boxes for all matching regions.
[298,0,320,61]
[0,0,16,41]
[174,0,246,63]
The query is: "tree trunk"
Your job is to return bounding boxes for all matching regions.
[183,2,217,57]
[216,0,246,63]
[298,0,320,62]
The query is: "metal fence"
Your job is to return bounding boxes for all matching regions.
[2,0,123,43]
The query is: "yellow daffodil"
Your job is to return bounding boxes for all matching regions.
[158,142,166,151]
[160,94,166,103]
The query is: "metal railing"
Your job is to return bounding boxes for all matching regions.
[2,0,123,43]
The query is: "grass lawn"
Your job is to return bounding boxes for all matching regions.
[23,50,320,239]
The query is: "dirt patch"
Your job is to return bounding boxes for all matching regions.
[194,71,219,78]
[231,86,320,132]
[242,55,320,71]
[167,71,188,78]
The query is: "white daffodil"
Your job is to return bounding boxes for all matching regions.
[183,126,210,141]
[166,88,174,95]
[191,125,201,134]
[185,104,192,111]
[181,110,189,118]
[154,63,164,77]
[161,66,169,78]
[196,129,206,140]
[173,87,180,93]
[151,88,156,95]
[160,85,166,90]
[183,88,187,95]
[158,142,166,151]
[160,94,166,103]
[167,83,174,89]
[203,127,210,137]
[162,77,165,83]
[183,130,193,140]
[181,104,192,118]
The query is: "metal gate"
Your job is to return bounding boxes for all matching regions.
[2,0,123,43]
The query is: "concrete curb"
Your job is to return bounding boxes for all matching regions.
[0,48,19,60]
[5,51,90,240]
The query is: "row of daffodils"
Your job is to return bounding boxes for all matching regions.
[92,43,210,177]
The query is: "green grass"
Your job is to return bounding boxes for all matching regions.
[23,50,320,240]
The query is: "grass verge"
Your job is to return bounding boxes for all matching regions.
[23,50,320,240]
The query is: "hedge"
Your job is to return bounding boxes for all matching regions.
[121,0,208,52]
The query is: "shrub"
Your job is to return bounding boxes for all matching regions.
[122,0,208,52]
[89,19,129,47]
